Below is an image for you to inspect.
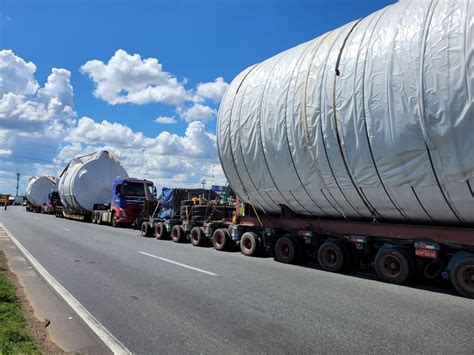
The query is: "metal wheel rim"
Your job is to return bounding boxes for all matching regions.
[172,230,178,240]
[380,255,402,278]
[459,265,474,293]
[323,248,338,266]
[243,238,252,250]
[278,242,290,258]
[215,234,223,246]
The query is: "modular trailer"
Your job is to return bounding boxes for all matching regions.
[199,201,473,298]
[211,0,474,298]
[140,187,234,245]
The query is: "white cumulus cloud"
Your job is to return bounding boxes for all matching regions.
[57,119,225,188]
[0,148,12,156]
[0,49,38,96]
[155,116,177,124]
[0,49,228,194]
[80,49,188,106]
[180,103,215,123]
[196,77,229,102]
[0,50,75,136]
[66,117,145,148]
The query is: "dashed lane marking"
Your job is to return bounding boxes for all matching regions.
[138,251,218,276]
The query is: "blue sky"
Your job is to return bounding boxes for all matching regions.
[0,0,395,194]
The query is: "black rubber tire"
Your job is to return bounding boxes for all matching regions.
[155,222,169,240]
[317,241,347,273]
[449,256,474,299]
[111,214,119,228]
[190,227,206,247]
[374,248,413,285]
[240,232,259,256]
[213,228,231,251]
[274,236,298,264]
[171,225,187,243]
[141,222,152,238]
[191,206,208,212]
[181,200,193,206]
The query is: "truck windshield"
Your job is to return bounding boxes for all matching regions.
[123,183,145,197]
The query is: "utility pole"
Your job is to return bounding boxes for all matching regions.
[16,173,20,197]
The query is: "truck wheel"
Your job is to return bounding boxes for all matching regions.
[240,232,259,256]
[190,227,205,247]
[374,248,413,285]
[274,236,299,264]
[318,241,347,273]
[111,214,119,228]
[213,228,231,251]
[450,256,474,299]
[155,222,168,240]
[171,225,186,243]
[141,222,152,238]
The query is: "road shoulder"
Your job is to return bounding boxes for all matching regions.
[0,224,112,354]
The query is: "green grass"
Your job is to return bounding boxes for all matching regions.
[0,272,40,354]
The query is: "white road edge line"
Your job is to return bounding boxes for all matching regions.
[61,227,72,231]
[138,251,218,276]
[0,223,131,355]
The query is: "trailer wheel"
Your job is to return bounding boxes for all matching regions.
[111,214,119,228]
[318,241,348,273]
[181,200,193,206]
[155,222,169,240]
[374,248,413,285]
[141,222,152,238]
[240,232,259,256]
[213,228,231,251]
[275,236,299,264]
[171,225,186,243]
[450,256,474,299]
[190,227,206,247]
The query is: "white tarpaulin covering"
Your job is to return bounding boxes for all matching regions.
[58,150,128,212]
[26,175,58,207]
[217,0,474,225]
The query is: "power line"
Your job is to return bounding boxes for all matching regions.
[0,154,60,164]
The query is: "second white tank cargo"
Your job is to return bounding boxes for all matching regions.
[58,150,128,213]
[217,0,474,225]
[26,175,58,207]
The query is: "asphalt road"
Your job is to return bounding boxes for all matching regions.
[1,206,473,354]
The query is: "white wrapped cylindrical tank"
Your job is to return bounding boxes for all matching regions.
[217,0,474,225]
[26,176,58,207]
[58,150,128,213]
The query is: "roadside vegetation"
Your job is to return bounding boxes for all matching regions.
[0,254,40,354]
